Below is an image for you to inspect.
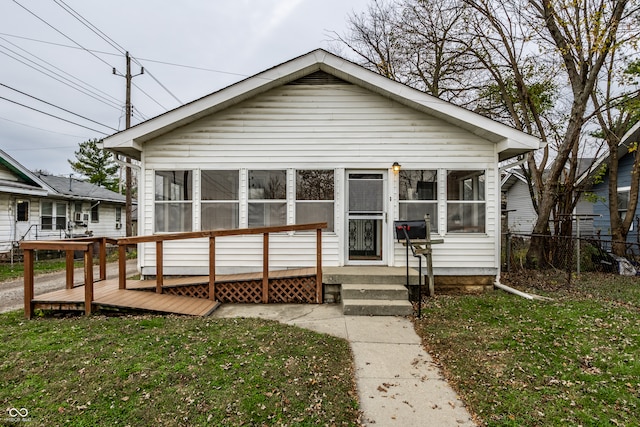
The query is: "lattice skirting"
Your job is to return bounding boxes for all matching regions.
[160,276,318,303]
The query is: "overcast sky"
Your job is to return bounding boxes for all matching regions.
[0,0,369,177]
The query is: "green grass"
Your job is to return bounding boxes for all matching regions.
[0,250,135,282]
[0,312,359,426]
[414,271,640,426]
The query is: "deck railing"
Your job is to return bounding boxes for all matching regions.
[20,237,117,318]
[116,222,327,303]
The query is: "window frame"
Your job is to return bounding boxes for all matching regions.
[247,170,287,228]
[398,169,438,232]
[154,170,193,233]
[41,200,67,231]
[16,200,29,222]
[295,169,335,232]
[200,170,240,230]
[446,170,486,234]
[91,203,99,223]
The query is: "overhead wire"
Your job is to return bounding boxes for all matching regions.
[0,96,109,135]
[0,83,118,131]
[0,34,122,108]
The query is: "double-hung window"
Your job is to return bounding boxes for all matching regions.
[155,170,192,233]
[399,170,438,231]
[201,170,239,230]
[617,187,633,230]
[41,201,66,230]
[447,170,485,233]
[296,170,334,231]
[248,170,287,227]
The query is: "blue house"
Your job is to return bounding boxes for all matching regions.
[580,122,640,244]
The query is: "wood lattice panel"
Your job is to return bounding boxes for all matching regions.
[216,280,262,303]
[164,284,209,299]
[269,276,316,303]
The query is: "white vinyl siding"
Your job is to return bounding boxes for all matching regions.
[139,83,499,275]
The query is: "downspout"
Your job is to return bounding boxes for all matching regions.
[494,280,553,301]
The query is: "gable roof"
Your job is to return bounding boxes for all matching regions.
[103,49,541,162]
[0,149,49,196]
[576,121,640,186]
[37,174,126,204]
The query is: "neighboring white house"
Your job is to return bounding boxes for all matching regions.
[102,49,541,285]
[0,149,127,254]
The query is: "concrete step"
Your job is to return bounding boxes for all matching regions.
[341,284,409,300]
[342,299,413,316]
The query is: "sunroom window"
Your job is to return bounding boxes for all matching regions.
[399,170,438,231]
[201,170,239,230]
[447,170,485,233]
[617,187,633,231]
[248,170,286,227]
[296,170,334,231]
[154,170,192,233]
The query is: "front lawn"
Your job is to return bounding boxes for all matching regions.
[0,312,359,426]
[414,272,640,426]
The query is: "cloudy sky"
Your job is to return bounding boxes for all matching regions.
[0,0,370,176]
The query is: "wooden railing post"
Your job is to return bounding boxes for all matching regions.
[118,244,127,289]
[65,250,74,289]
[84,243,94,315]
[209,236,216,301]
[262,232,269,303]
[316,227,323,303]
[98,237,107,281]
[156,241,163,293]
[24,249,34,319]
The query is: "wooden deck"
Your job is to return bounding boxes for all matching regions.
[31,268,317,316]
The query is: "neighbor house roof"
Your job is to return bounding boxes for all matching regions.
[576,121,640,186]
[37,174,126,204]
[0,149,49,196]
[103,49,541,162]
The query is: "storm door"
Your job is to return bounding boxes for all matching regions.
[346,171,386,263]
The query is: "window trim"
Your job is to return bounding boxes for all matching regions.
[295,169,335,232]
[154,170,194,233]
[446,169,487,234]
[201,170,240,230]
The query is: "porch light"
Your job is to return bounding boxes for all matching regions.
[392,162,401,173]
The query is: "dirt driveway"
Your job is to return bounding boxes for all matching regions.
[0,259,138,314]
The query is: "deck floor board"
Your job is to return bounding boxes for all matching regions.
[30,268,316,316]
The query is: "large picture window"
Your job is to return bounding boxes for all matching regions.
[41,201,66,230]
[296,170,334,231]
[399,170,437,231]
[155,170,192,233]
[447,170,485,233]
[248,170,286,227]
[201,170,239,230]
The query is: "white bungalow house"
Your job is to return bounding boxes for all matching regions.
[0,149,127,254]
[102,49,541,288]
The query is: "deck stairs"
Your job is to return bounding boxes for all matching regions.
[323,267,417,316]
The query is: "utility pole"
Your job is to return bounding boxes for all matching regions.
[114,52,143,237]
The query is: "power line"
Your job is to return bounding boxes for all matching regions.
[0,46,122,111]
[0,96,109,135]
[0,115,93,138]
[11,0,116,71]
[0,83,118,131]
[0,35,122,107]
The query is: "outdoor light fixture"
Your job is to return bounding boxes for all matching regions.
[392,162,401,173]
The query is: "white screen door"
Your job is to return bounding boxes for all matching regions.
[347,171,386,263]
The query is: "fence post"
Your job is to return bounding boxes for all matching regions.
[262,232,269,303]
[506,231,511,272]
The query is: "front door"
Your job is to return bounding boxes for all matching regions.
[346,171,386,264]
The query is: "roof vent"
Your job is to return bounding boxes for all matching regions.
[288,71,350,85]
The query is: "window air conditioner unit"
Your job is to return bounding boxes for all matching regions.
[115,222,122,230]
[74,212,83,222]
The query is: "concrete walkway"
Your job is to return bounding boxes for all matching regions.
[213,304,477,426]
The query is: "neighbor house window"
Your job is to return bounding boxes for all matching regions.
[41,201,66,230]
[447,170,485,233]
[201,170,239,230]
[155,170,192,232]
[248,170,286,227]
[618,187,633,230]
[115,206,122,228]
[91,203,99,222]
[17,200,29,221]
[296,170,334,231]
[399,170,438,231]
